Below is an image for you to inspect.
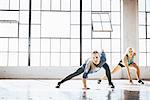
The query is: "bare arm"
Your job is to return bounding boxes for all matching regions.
[82,78,87,89]
[82,62,91,89]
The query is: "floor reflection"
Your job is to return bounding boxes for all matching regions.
[124,90,139,100]
[81,91,92,100]
[0,80,150,100]
[80,89,115,100]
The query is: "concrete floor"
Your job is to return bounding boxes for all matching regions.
[0,79,150,100]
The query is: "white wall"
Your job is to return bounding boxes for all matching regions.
[0,67,149,79]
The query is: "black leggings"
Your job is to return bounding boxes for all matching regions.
[102,63,112,84]
[59,63,112,85]
[59,67,84,84]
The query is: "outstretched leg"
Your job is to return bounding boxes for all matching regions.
[102,63,115,88]
[111,65,121,74]
[56,67,84,88]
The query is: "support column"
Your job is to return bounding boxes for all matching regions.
[123,0,139,63]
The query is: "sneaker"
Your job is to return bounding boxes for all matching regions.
[82,87,90,90]
[129,80,133,84]
[97,80,101,84]
[55,82,61,88]
[138,80,144,84]
[109,82,115,88]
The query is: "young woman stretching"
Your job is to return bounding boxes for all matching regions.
[55,50,115,89]
[98,47,144,84]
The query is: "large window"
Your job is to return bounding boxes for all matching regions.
[0,0,121,67]
[139,0,150,67]
[82,0,121,68]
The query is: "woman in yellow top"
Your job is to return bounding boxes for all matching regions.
[98,47,144,84]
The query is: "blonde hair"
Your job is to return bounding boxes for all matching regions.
[92,50,99,54]
[125,47,132,55]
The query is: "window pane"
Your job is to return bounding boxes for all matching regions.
[111,53,120,67]
[147,26,150,38]
[31,53,40,66]
[41,39,50,52]
[71,12,80,24]
[41,12,70,38]
[71,25,80,38]
[31,25,40,38]
[82,53,91,63]
[0,53,8,66]
[139,53,146,66]
[139,12,145,25]
[61,0,70,11]
[83,0,91,11]
[92,14,100,21]
[19,53,28,66]
[93,22,102,31]
[10,0,19,10]
[20,11,29,24]
[20,0,29,10]
[82,39,91,52]
[147,39,150,52]
[146,0,150,11]
[19,25,29,38]
[82,12,91,24]
[32,0,40,10]
[147,53,150,66]
[139,0,145,11]
[8,53,18,66]
[102,0,110,11]
[139,39,146,52]
[82,26,91,39]
[93,32,110,38]
[0,0,9,9]
[51,0,60,10]
[111,12,120,24]
[31,11,40,24]
[111,25,120,38]
[51,53,60,66]
[147,13,150,25]
[51,39,60,52]
[71,53,80,66]
[41,53,50,66]
[92,0,101,11]
[112,39,120,52]
[0,38,8,51]
[101,13,110,21]
[61,53,70,66]
[0,21,18,38]
[9,39,18,52]
[61,39,70,52]
[42,0,50,10]
[71,0,80,11]
[71,39,80,52]
[102,39,110,52]
[19,39,28,52]
[139,26,146,38]
[92,39,101,51]
[92,13,112,32]
[0,11,19,21]
[111,0,120,11]
[102,22,112,31]
[31,39,40,52]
